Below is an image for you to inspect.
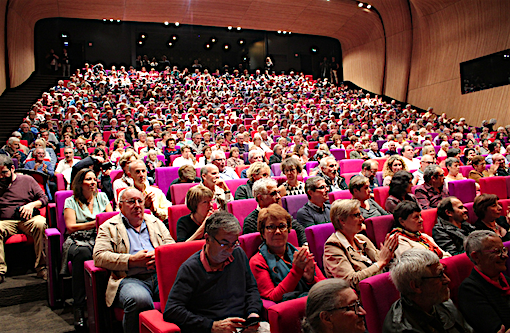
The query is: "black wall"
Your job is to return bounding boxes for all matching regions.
[35,18,341,78]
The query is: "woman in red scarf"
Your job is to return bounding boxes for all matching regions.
[390,200,451,259]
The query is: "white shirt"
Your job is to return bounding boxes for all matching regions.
[172,156,196,168]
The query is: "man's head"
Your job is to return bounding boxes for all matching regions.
[0,155,15,188]
[201,164,220,189]
[437,197,468,224]
[423,165,444,188]
[118,188,145,224]
[248,150,264,164]
[192,132,202,145]
[7,137,20,151]
[320,156,338,180]
[204,211,242,265]
[20,123,30,133]
[492,153,506,169]
[252,178,280,208]
[390,249,450,308]
[360,160,378,182]
[465,230,508,279]
[349,176,371,202]
[388,141,396,151]
[369,142,378,152]
[128,160,147,187]
[401,144,414,160]
[305,176,329,204]
[146,136,156,148]
[63,147,74,162]
[33,147,46,162]
[211,150,227,172]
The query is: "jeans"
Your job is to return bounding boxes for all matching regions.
[115,274,159,333]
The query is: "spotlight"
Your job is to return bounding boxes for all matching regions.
[277,30,282,34]
[211,37,217,43]
[236,26,241,31]
[172,34,178,41]
[164,21,169,25]
[110,18,114,22]
[141,34,146,39]
[223,43,230,50]
[310,46,318,53]
[138,41,143,45]
[238,38,245,45]
[358,2,364,7]
[283,31,287,34]
[228,26,233,30]
[168,42,173,46]
[175,22,180,26]
[367,4,372,9]
[289,31,292,35]
[61,34,68,38]
[204,43,211,49]
[63,41,69,47]
[103,18,107,22]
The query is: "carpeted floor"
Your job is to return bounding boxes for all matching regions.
[0,299,75,332]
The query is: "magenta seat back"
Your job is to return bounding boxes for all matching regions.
[329,189,352,203]
[239,230,298,259]
[156,240,206,308]
[341,172,358,184]
[169,154,181,165]
[448,179,476,203]
[55,190,74,246]
[421,208,438,236]
[268,296,308,333]
[505,241,510,276]
[170,183,199,205]
[359,272,399,333]
[339,159,364,173]
[225,178,248,194]
[459,165,474,178]
[373,186,390,210]
[272,176,287,186]
[304,222,335,270]
[463,202,477,224]
[306,161,318,174]
[168,205,191,240]
[227,199,257,226]
[282,194,308,219]
[365,215,394,249]
[155,166,181,196]
[271,163,282,176]
[375,171,384,186]
[109,170,123,184]
[440,253,473,305]
[330,149,346,161]
[95,211,120,228]
[480,176,508,198]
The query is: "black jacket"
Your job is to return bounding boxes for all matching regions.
[475,217,510,242]
[268,154,282,166]
[432,217,475,255]
[234,180,254,200]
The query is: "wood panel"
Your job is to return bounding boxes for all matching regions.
[0,0,7,95]
[7,9,34,87]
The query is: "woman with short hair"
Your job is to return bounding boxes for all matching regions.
[176,185,215,242]
[278,157,305,196]
[349,175,388,219]
[234,162,271,200]
[227,147,244,168]
[474,194,510,242]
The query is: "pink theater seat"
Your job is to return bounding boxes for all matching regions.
[373,186,390,210]
[328,189,352,203]
[155,167,181,196]
[421,208,438,236]
[168,205,191,240]
[341,172,359,184]
[330,148,346,161]
[225,178,248,194]
[339,159,364,173]
[267,296,308,333]
[304,223,335,271]
[441,253,473,305]
[271,163,282,176]
[479,176,508,198]
[227,199,257,227]
[170,183,199,205]
[464,202,477,224]
[281,194,308,220]
[364,214,394,249]
[459,165,474,178]
[448,179,476,203]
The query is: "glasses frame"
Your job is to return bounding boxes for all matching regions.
[264,223,288,233]
[329,300,363,314]
[211,234,240,250]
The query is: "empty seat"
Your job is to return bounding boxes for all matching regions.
[448,179,476,203]
[304,222,335,270]
[339,159,364,173]
[281,194,308,219]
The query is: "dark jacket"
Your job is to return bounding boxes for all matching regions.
[383,296,473,333]
[474,217,510,242]
[458,268,510,333]
[268,154,282,166]
[234,179,254,200]
[432,217,475,255]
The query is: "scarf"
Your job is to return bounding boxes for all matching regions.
[474,266,510,296]
[390,227,444,258]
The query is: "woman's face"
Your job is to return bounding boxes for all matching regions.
[448,162,460,176]
[140,134,147,142]
[341,208,365,236]
[263,218,289,251]
[284,165,298,182]
[254,138,261,146]
[466,150,476,160]
[81,171,97,193]
[400,211,423,233]
[467,140,474,149]
[232,150,239,158]
[253,168,270,182]
[486,202,502,221]
[117,141,125,150]
[195,196,214,217]
[205,148,212,159]
[298,146,305,155]
[391,160,403,173]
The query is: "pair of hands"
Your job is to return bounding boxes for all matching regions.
[34,161,48,173]
[144,192,156,211]
[129,250,156,270]
[293,246,316,283]
[215,178,229,192]
[377,234,399,269]
[212,313,260,333]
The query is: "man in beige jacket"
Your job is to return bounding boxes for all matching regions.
[93,187,174,333]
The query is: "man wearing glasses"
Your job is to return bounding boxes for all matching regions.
[297,176,331,229]
[317,156,347,192]
[412,154,435,186]
[93,187,175,333]
[211,150,239,180]
[164,211,269,333]
[359,160,380,190]
[383,249,473,333]
[459,230,510,333]
[414,165,449,210]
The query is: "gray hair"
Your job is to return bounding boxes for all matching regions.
[319,155,336,169]
[252,178,277,201]
[423,164,442,183]
[302,279,350,333]
[464,230,498,264]
[305,176,324,199]
[205,210,241,237]
[211,150,226,160]
[200,164,216,178]
[118,187,143,204]
[273,144,283,154]
[390,248,440,296]
[7,137,19,145]
[0,155,14,169]
[445,157,459,169]
[330,199,360,230]
[248,149,263,161]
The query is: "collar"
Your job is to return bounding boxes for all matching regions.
[334,230,366,250]
[474,266,510,295]
[120,212,146,231]
[199,244,234,272]
[308,200,326,212]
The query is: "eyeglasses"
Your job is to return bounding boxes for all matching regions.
[284,168,297,173]
[213,158,226,162]
[264,190,280,197]
[328,164,337,168]
[315,185,329,190]
[482,247,509,257]
[422,269,447,281]
[265,224,288,233]
[120,198,144,205]
[421,161,434,164]
[211,235,240,249]
[329,300,363,314]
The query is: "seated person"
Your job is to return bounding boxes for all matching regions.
[93,187,175,333]
[401,144,420,170]
[385,170,419,214]
[241,150,270,179]
[389,200,451,259]
[382,155,407,186]
[166,164,201,202]
[172,145,197,168]
[491,153,510,177]
[63,169,113,330]
[415,165,449,210]
[412,154,435,186]
[163,211,270,333]
[323,199,397,290]
[474,194,510,242]
[444,157,466,184]
[212,150,239,180]
[145,149,163,184]
[349,175,387,219]
[302,279,368,333]
[367,142,384,159]
[55,147,79,186]
[433,196,475,255]
[359,159,380,190]
[349,142,369,160]
[226,147,244,168]
[469,155,496,183]
[200,164,232,211]
[249,204,325,302]
[459,230,510,333]
[234,162,271,200]
[296,176,331,228]
[24,147,54,177]
[383,249,473,333]
[316,156,347,192]
[177,185,215,242]
[112,150,139,204]
[278,157,305,196]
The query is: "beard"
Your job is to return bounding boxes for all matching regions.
[0,175,13,188]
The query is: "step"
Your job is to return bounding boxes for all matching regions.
[0,273,47,307]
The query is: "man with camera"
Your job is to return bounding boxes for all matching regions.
[0,155,48,283]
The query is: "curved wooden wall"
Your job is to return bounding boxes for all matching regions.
[0,0,7,94]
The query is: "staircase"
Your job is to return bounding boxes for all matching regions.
[0,74,61,144]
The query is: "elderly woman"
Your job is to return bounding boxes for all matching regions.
[251,134,272,153]
[459,230,510,333]
[177,185,215,242]
[474,194,510,242]
[227,147,244,168]
[323,199,397,290]
[278,157,305,196]
[63,169,113,329]
[249,204,325,302]
[444,157,466,184]
[134,131,148,152]
[302,279,367,333]
[389,200,451,259]
[385,171,419,213]
[330,134,345,150]
[469,155,496,183]
[349,175,388,219]
[110,138,126,164]
[437,141,450,157]
[382,155,408,186]
[234,162,271,200]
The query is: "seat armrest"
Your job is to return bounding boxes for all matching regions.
[139,309,181,333]
[85,260,110,333]
[45,227,62,308]
[47,203,57,228]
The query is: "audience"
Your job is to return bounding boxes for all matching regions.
[278,157,306,196]
[385,170,418,213]
[234,162,270,200]
[200,164,232,210]
[382,155,407,186]
[177,185,215,242]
